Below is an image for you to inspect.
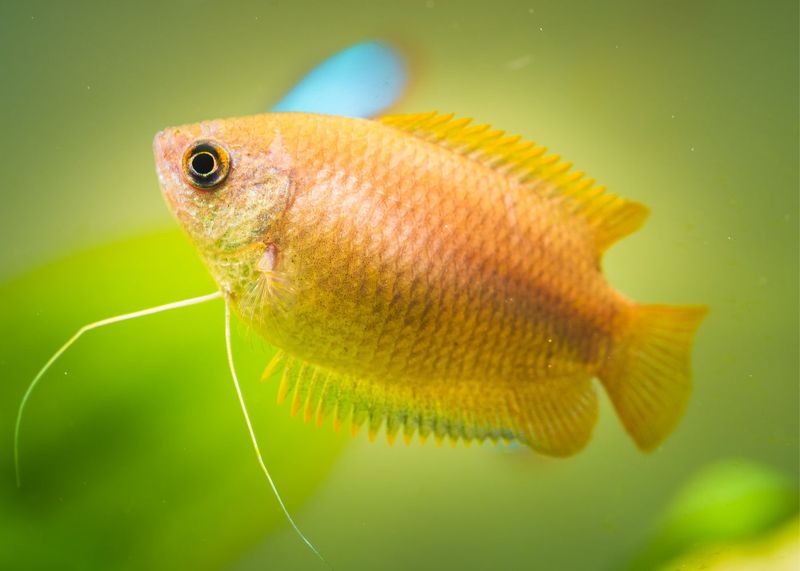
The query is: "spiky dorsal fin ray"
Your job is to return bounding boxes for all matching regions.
[265,354,598,455]
[380,112,650,254]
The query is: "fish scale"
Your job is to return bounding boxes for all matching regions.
[154,111,707,455]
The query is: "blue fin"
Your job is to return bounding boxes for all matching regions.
[271,41,407,118]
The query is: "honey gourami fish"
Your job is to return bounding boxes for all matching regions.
[153,111,708,456]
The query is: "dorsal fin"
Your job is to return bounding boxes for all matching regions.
[381,112,650,253]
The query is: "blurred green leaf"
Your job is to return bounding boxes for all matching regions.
[658,516,799,571]
[0,230,346,570]
[624,460,799,571]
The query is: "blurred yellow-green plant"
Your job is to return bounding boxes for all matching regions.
[660,517,799,571]
[625,460,799,570]
[0,231,346,570]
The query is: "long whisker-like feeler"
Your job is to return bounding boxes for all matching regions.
[14,291,224,487]
[224,298,328,566]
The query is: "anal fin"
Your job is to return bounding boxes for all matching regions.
[267,352,599,456]
[512,376,599,457]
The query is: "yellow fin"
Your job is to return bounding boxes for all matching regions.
[314,375,334,427]
[265,352,599,455]
[275,357,296,405]
[261,350,285,382]
[513,376,599,456]
[599,304,708,451]
[381,112,650,253]
[303,368,322,424]
[289,363,309,417]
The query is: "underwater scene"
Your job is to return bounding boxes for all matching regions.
[1,1,797,570]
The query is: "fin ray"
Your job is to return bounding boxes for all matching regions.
[599,304,708,450]
[513,376,599,456]
[381,112,650,254]
[265,354,598,454]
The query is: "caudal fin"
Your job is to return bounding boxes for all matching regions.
[599,304,708,451]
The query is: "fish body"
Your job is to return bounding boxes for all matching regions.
[154,112,706,455]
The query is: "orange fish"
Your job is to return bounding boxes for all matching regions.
[153,111,707,456]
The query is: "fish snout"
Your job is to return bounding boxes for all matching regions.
[152,128,187,210]
[152,128,182,170]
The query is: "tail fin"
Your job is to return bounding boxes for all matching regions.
[599,304,708,451]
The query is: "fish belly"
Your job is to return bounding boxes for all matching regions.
[247,125,619,454]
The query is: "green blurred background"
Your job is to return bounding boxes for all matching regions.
[1,1,797,570]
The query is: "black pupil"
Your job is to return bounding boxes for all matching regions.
[191,152,216,176]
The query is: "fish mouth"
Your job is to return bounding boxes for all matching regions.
[152,128,177,171]
[152,127,210,223]
[152,129,181,204]
[152,129,167,154]
[152,126,196,184]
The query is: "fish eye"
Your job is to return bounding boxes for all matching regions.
[183,141,230,189]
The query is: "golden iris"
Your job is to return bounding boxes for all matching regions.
[183,141,230,189]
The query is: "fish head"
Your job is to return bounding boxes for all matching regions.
[153,115,295,294]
